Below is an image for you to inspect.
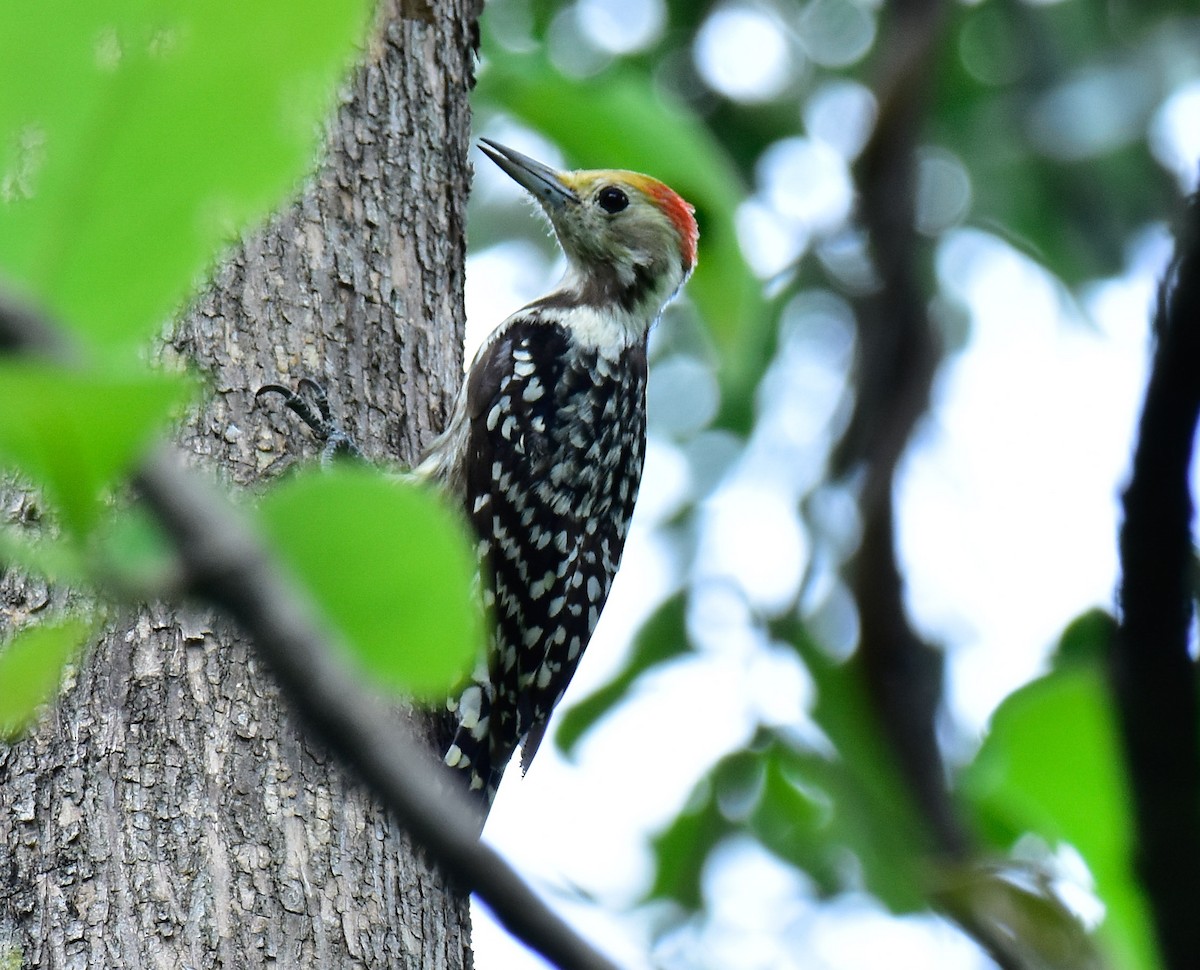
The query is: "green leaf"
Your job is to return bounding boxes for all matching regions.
[646,613,935,915]
[474,48,768,383]
[748,749,837,893]
[0,0,372,349]
[0,526,88,585]
[935,1,1179,286]
[753,737,927,912]
[89,504,178,594]
[649,725,929,915]
[1051,607,1117,669]
[0,363,194,533]
[781,627,932,912]
[255,466,483,699]
[555,591,689,756]
[0,617,93,738]
[647,619,940,918]
[646,786,732,909]
[960,642,1158,970]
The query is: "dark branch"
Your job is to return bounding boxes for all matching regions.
[0,297,621,970]
[1113,191,1200,970]
[837,0,965,859]
[135,452,620,970]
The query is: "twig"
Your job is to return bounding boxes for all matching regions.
[1113,191,1200,970]
[0,297,621,970]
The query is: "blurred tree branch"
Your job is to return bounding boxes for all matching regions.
[836,0,964,858]
[1113,189,1200,970]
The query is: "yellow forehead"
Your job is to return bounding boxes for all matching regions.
[560,169,659,195]
[557,168,699,270]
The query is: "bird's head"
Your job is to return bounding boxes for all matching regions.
[479,140,698,323]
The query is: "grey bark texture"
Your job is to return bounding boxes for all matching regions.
[0,0,482,966]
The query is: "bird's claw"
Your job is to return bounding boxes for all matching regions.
[256,378,363,465]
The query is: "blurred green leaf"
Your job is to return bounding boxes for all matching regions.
[474,48,768,382]
[967,143,1172,286]
[0,0,372,349]
[255,467,482,699]
[770,741,927,912]
[748,747,839,895]
[0,617,93,738]
[648,720,929,914]
[784,629,932,912]
[89,504,178,593]
[0,526,88,585]
[1052,608,1117,669]
[936,1,1179,285]
[647,612,936,914]
[960,633,1158,970]
[647,785,732,909]
[0,363,193,533]
[555,591,689,755]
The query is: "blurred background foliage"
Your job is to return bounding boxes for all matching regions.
[469,0,1199,967]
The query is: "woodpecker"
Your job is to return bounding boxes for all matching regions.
[259,141,698,811]
[422,140,698,807]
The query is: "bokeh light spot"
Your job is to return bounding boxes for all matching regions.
[796,0,875,68]
[694,5,794,103]
[577,0,665,54]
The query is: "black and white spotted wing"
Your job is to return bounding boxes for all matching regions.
[453,314,648,800]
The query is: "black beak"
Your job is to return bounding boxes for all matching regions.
[478,139,578,210]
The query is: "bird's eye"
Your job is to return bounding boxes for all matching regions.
[596,186,629,214]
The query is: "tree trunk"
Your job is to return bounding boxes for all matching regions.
[0,0,481,966]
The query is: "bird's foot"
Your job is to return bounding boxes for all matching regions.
[256,377,363,465]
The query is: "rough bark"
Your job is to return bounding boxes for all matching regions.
[0,0,481,966]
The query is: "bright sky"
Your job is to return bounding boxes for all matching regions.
[464,5,1198,968]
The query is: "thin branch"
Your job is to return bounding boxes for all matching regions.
[0,297,621,970]
[1113,191,1200,970]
